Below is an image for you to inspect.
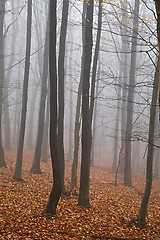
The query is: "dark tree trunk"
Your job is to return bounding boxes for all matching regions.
[78,1,94,208]
[153,109,160,179]
[13,0,32,181]
[58,0,69,193]
[0,0,6,168]
[124,0,139,187]
[44,0,61,215]
[137,61,158,226]
[31,19,49,174]
[89,0,102,167]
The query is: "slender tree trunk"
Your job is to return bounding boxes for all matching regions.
[124,0,139,187]
[91,60,100,166]
[89,0,102,167]
[41,93,49,163]
[119,0,130,173]
[44,0,61,215]
[13,0,32,181]
[71,2,86,189]
[31,18,49,174]
[137,60,158,226]
[57,0,69,193]
[0,0,6,168]
[78,1,94,208]
[153,108,160,179]
[3,1,19,150]
[26,86,38,149]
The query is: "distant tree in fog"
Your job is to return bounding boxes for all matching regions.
[31,18,49,174]
[13,0,32,181]
[0,0,6,168]
[124,0,140,187]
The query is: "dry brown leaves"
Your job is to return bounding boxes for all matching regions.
[0,151,160,239]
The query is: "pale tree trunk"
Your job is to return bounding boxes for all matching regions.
[44,0,61,215]
[58,0,69,193]
[41,93,49,163]
[89,0,102,167]
[71,1,86,189]
[67,35,73,161]
[0,0,6,168]
[26,86,38,149]
[112,62,122,171]
[91,60,100,166]
[124,0,139,187]
[4,1,19,150]
[137,60,158,226]
[31,18,49,174]
[119,0,130,173]
[78,1,94,208]
[13,0,32,181]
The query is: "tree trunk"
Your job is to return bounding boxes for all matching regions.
[26,86,38,149]
[42,93,49,163]
[119,0,130,173]
[71,1,86,189]
[44,0,61,215]
[13,0,32,181]
[91,60,100,166]
[124,0,139,187]
[137,60,158,226]
[153,109,160,179]
[57,0,69,193]
[3,1,19,150]
[78,1,94,208]
[31,18,49,174]
[0,0,6,168]
[89,0,102,167]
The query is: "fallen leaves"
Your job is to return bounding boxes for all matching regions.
[0,151,160,239]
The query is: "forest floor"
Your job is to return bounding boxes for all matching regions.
[0,151,160,240]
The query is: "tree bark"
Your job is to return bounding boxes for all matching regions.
[57,0,69,193]
[44,0,61,215]
[13,0,32,181]
[78,1,94,208]
[137,60,159,226]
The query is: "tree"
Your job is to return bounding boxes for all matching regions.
[71,1,86,189]
[0,0,6,168]
[13,0,32,181]
[78,1,94,207]
[124,0,140,186]
[44,0,61,215]
[137,0,160,226]
[57,0,69,193]
[137,60,158,226]
[89,0,103,166]
[31,18,49,174]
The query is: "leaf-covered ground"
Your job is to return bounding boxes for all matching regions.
[0,151,160,239]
